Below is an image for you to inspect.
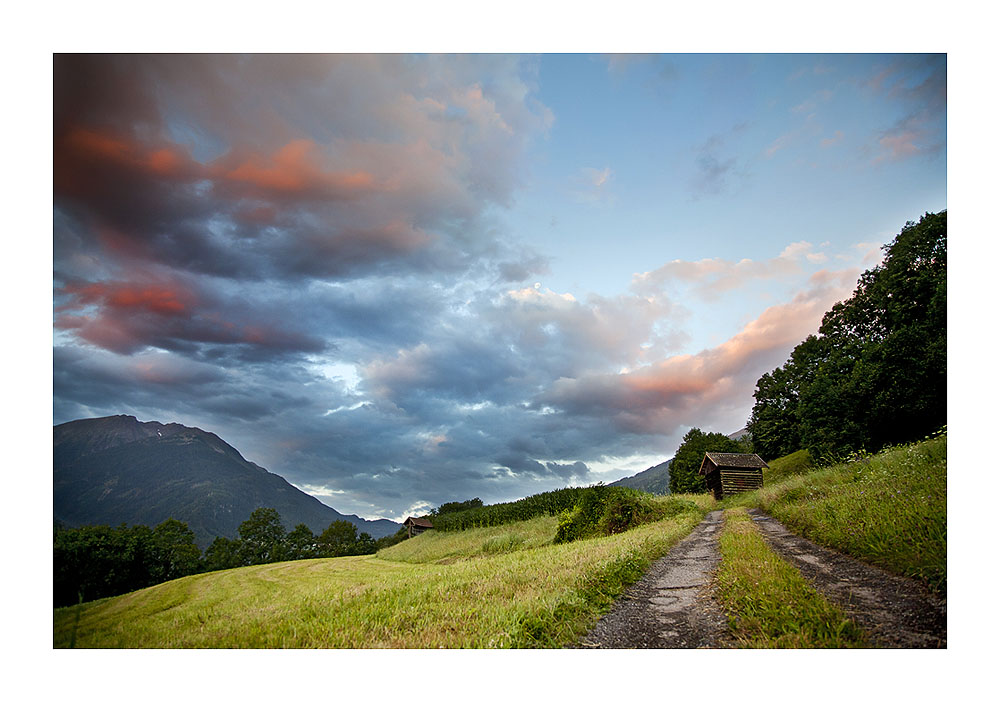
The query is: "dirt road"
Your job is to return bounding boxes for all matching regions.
[747,508,946,648]
[579,510,733,648]
[578,508,946,648]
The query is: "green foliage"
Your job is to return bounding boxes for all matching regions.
[431,498,484,516]
[669,427,745,493]
[203,536,242,572]
[748,211,946,461]
[151,518,201,581]
[317,519,358,557]
[237,507,287,565]
[54,506,386,606]
[553,486,698,544]
[554,505,587,544]
[53,519,204,607]
[316,519,378,557]
[285,523,318,560]
[428,487,594,532]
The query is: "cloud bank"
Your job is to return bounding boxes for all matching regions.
[54,55,874,520]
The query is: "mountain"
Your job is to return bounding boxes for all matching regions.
[607,459,672,495]
[54,415,400,546]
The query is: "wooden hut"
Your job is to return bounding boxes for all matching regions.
[403,516,434,538]
[698,452,767,500]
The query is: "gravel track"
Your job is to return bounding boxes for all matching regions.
[578,510,733,648]
[747,508,946,648]
[575,508,946,649]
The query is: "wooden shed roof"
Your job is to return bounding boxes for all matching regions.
[699,452,768,474]
[403,516,434,528]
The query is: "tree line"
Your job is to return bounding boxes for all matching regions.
[54,507,408,607]
[747,211,946,462]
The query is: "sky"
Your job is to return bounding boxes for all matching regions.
[52,53,947,522]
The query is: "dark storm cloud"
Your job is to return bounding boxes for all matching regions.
[52,54,581,518]
[55,55,861,521]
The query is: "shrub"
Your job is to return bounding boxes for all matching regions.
[553,487,698,544]
[554,505,587,544]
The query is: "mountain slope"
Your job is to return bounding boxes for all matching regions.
[54,415,399,546]
[608,459,672,495]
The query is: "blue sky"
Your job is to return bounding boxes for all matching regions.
[51,53,946,521]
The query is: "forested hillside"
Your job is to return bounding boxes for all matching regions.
[54,415,398,545]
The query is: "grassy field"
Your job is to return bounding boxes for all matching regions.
[52,435,945,649]
[726,434,947,596]
[715,508,869,648]
[54,494,712,648]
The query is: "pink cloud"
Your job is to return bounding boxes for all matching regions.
[875,131,922,162]
[631,243,830,301]
[215,139,378,201]
[538,268,860,435]
[59,280,195,318]
[56,126,202,198]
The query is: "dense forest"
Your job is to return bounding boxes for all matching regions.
[747,211,946,461]
[53,508,408,606]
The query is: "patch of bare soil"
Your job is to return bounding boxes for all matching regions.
[747,508,946,648]
[578,510,734,648]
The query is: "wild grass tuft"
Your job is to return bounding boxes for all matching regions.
[763,449,814,481]
[716,509,869,648]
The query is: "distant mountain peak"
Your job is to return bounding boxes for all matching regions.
[54,415,399,545]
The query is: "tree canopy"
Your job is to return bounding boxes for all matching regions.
[55,507,392,606]
[748,211,946,461]
[668,428,745,494]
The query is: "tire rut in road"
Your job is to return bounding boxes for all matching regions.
[578,510,733,648]
[747,508,946,648]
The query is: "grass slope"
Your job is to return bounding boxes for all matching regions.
[54,495,712,648]
[715,508,868,648]
[727,434,946,596]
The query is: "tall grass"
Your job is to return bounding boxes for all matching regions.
[54,502,710,648]
[728,435,946,596]
[378,516,558,564]
[715,509,869,648]
[763,449,814,482]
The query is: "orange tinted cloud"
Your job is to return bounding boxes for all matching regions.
[59,127,200,183]
[61,280,194,317]
[218,139,377,200]
[539,269,859,433]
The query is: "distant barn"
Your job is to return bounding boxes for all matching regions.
[403,516,434,538]
[698,452,767,500]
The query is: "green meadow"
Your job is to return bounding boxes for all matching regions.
[54,494,713,648]
[53,434,945,648]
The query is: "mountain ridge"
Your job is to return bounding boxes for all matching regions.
[54,415,399,546]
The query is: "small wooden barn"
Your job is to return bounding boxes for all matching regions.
[403,516,434,538]
[698,452,767,500]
